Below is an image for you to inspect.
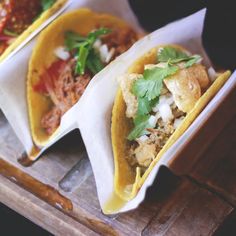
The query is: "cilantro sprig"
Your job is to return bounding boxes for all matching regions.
[133,66,179,101]
[64,28,111,75]
[127,115,154,141]
[158,46,201,68]
[33,0,56,21]
[3,29,18,37]
[128,65,178,141]
[127,46,202,141]
[41,0,56,11]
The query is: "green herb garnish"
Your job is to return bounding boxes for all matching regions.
[184,55,201,68]
[64,28,111,75]
[128,65,178,140]
[33,0,56,21]
[132,65,179,101]
[158,46,189,64]
[64,32,86,51]
[86,49,105,75]
[3,29,18,37]
[127,115,154,141]
[136,96,158,116]
[158,46,201,68]
[128,46,202,140]
[41,0,56,11]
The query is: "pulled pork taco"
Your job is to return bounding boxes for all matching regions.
[28,8,138,147]
[112,44,231,201]
[0,0,66,61]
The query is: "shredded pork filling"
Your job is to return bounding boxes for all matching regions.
[40,28,137,134]
[41,59,91,135]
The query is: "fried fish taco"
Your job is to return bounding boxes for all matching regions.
[111,44,231,201]
[0,0,67,61]
[27,8,138,147]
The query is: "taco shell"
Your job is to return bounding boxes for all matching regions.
[111,45,231,201]
[28,8,138,147]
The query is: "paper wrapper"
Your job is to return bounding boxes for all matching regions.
[75,10,235,213]
[0,0,142,157]
[0,5,235,214]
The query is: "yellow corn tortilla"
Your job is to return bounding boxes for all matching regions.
[111,45,231,201]
[0,0,67,62]
[28,8,138,147]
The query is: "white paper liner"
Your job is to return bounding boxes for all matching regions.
[0,5,235,214]
[75,9,235,213]
[0,0,142,154]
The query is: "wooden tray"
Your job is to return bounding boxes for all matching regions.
[0,86,236,235]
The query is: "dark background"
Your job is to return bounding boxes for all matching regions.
[129,0,235,70]
[0,203,52,235]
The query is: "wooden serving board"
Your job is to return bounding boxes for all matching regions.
[0,86,236,235]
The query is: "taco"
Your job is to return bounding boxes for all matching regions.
[27,8,138,147]
[111,44,231,201]
[0,0,66,61]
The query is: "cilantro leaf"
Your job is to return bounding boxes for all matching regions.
[184,55,201,68]
[3,29,18,37]
[132,77,150,98]
[64,28,111,75]
[133,66,179,101]
[88,28,111,39]
[137,97,158,116]
[129,65,178,140]
[75,42,90,75]
[127,115,153,141]
[158,46,202,66]
[86,49,104,75]
[143,66,178,100]
[41,0,56,11]
[158,46,189,63]
[64,32,86,51]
